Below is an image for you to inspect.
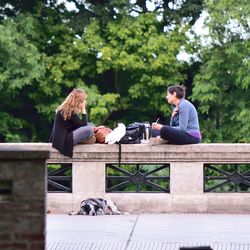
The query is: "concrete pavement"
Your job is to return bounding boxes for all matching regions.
[46,213,250,250]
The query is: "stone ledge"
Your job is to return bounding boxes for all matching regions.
[1,143,250,163]
[0,143,50,159]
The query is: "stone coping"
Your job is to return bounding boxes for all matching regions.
[1,142,250,163]
[1,142,250,152]
[0,143,50,159]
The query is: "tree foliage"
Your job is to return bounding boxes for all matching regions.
[192,0,250,142]
[0,14,44,141]
[1,0,249,143]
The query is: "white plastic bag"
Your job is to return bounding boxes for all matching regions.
[105,123,126,144]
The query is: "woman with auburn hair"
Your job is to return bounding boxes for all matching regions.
[151,85,201,144]
[49,88,95,157]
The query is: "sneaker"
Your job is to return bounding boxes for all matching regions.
[148,136,167,145]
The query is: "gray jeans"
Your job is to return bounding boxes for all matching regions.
[72,125,94,145]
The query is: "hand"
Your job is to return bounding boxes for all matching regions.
[151,122,163,130]
[171,106,179,118]
[80,100,86,114]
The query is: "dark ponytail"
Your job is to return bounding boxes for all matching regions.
[167,85,186,99]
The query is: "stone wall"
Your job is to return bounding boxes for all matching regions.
[45,142,250,214]
[1,143,250,219]
[0,145,49,250]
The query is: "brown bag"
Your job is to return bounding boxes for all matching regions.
[94,126,112,143]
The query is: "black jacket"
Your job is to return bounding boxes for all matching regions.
[49,111,88,157]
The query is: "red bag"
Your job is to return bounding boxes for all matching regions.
[94,126,112,144]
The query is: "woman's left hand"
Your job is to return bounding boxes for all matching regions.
[151,123,163,130]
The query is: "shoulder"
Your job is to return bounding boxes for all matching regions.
[179,99,197,113]
[179,99,191,108]
[55,111,68,123]
[55,111,63,119]
[180,99,195,107]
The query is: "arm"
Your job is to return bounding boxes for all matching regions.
[71,113,88,127]
[170,106,179,126]
[172,103,189,131]
[71,100,88,127]
[152,106,178,130]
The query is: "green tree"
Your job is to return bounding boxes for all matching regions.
[192,0,250,142]
[0,3,119,141]
[92,13,187,123]
[0,14,45,141]
[0,0,205,141]
[35,12,187,127]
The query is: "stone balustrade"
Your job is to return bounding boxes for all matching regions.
[46,142,250,214]
[1,143,250,217]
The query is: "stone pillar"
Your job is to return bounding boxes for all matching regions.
[72,162,106,211]
[0,147,49,250]
[73,162,106,195]
[170,162,206,212]
[170,162,204,195]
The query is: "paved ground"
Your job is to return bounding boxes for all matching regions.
[46,213,250,250]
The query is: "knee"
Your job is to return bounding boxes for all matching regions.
[160,126,169,140]
[85,125,94,138]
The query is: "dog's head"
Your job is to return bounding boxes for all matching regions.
[79,203,96,215]
[79,198,120,215]
[80,199,105,216]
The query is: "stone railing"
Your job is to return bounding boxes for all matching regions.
[0,144,49,250]
[1,143,250,216]
[46,142,250,214]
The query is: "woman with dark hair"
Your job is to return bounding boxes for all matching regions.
[49,88,95,158]
[151,85,201,144]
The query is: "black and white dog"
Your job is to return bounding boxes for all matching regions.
[69,198,121,216]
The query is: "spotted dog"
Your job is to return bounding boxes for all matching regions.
[69,198,121,216]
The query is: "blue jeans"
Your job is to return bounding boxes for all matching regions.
[72,125,94,145]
